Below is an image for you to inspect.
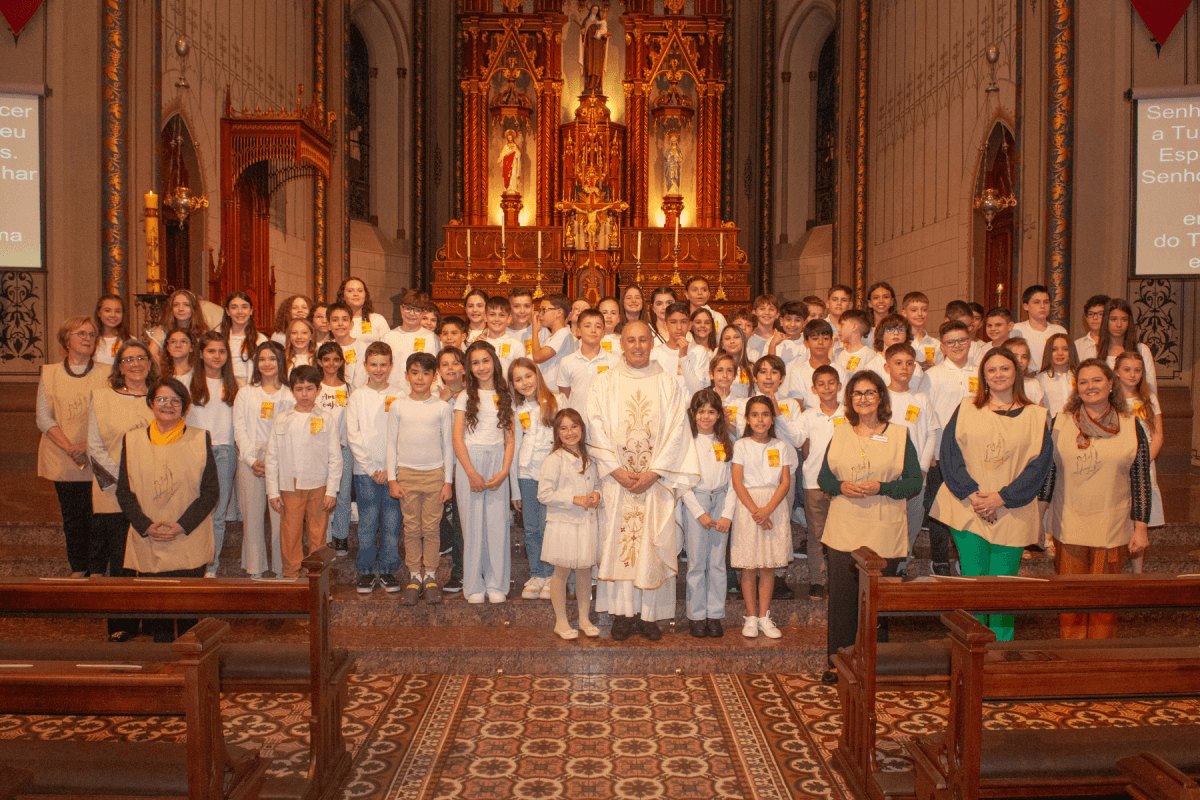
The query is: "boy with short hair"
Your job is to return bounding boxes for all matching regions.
[833,309,883,376]
[529,294,575,388]
[686,275,728,334]
[383,289,441,371]
[507,287,537,353]
[795,364,845,598]
[266,365,343,579]
[328,302,366,387]
[483,296,523,373]
[420,303,440,333]
[346,341,406,593]
[438,316,467,351]
[1011,284,1067,372]
[768,300,809,368]
[802,296,826,323]
[983,307,1014,352]
[945,299,986,364]
[901,291,940,369]
[387,352,454,605]
[653,301,711,396]
[557,308,616,414]
[747,294,780,363]
[826,284,853,328]
[882,343,939,577]
[784,319,846,409]
[727,307,755,339]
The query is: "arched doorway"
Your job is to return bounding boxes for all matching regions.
[160,115,204,292]
[973,123,1017,311]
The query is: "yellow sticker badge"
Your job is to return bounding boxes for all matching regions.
[597,365,609,374]
[739,370,749,384]
[905,404,920,422]
[519,411,531,431]
[847,355,861,370]
[1134,402,1147,420]
[712,443,727,460]
[779,404,791,417]
[767,449,781,467]
[344,349,357,364]
[385,396,398,412]
[525,340,533,355]
[924,346,935,363]
[492,394,500,408]
[725,406,737,423]
[833,417,846,425]
[968,376,979,394]
[260,402,274,420]
[601,341,612,352]
[111,340,119,357]
[335,389,348,406]
[361,319,372,333]
[501,343,511,358]
[310,417,324,434]
[414,338,425,352]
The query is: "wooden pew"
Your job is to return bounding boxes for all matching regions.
[904,611,1200,799]
[0,548,350,800]
[1120,753,1200,800]
[832,547,1200,800]
[0,618,268,800]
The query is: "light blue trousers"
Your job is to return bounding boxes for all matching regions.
[455,445,511,598]
[684,488,729,621]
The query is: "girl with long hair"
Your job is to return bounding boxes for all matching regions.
[1097,298,1158,393]
[159,329,196,384]
[187,332,239,576]
[335,276,389,343]
[147,289,209,360]
[1037,333,1079,419]
[271,295,314,344]
[94,294,130,366]
[649,286,677,343]
[690,307,718,352]
[718,325,756,399]
[221,292,268,386]
[1114,350,1164,570]
[617,284,647,333]
[285,318,317,374]
[315,341,353,555]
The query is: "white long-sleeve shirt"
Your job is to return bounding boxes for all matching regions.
[386,394,454,482]
[1012,320,1068,373]
[512,394,563,481]
[924,359,977,449]
[1037,370,1074,418]
[784,362,847,410]
[185,378,235,448]
[232,385,294,467]
[682,433,738,521]
[351,312,390,344]
[536,448,600,528]
[315,382,352,447]
[346,383,406,476]
[888,388,938,471]
[652,341,711,397]
[265,407,342,498]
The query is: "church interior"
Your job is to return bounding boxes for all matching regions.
[2,0,1200,798]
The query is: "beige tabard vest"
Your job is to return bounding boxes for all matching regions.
[931,400,1047,547]
[90,389,154,513]
[38,362,110,482]
[123,426,215,573]
[1049,411,1136,549]
[822,422,909,558]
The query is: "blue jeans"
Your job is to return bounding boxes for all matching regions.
[327,445,353,543]
[518,478,552,579]
[353,474,401,575]
[209,444,236,571]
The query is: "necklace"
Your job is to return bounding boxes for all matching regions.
[853,420,884,457]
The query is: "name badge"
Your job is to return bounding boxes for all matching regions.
[847,355,861,370]
[335,389,347,406]
[111,340,119,357]
[525,340,533,355]
[1134,402,1146,420]
[501,343,511,358]
[779,404,791,417]
[361,319,372,333]
[519,411,531,431]
[385,396,397,412]
[597,365,609,374]
[924,346,935,363]
[905,404,920,422]
[968,376,979,394]
[601,341,612,352]
[739,370,749,385]
[870,434,888,443]
[725,406,737,423]
[310,417,324,434]
[344,349,357,364]
[767,449,781,467]
[492,394,500,408]
[833,417,846,425]
[677,361,683,375]
[414,338,425,352]
[260,402,274,419]
[713,443,726,460]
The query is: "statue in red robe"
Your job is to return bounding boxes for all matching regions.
[498,129,522,193]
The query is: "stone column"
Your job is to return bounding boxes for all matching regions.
[1046,0,1074,325]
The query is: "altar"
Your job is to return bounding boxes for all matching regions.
[431,0,750,313]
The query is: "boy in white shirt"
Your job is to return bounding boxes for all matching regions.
[382,289,441,371]
[882,344,939,577]
[653,301,711,396]
[557,308,615,414]
[387,352,454,605]
[346,342,406,593]
[507,287,536,351]
[686,275,728,335]
[483,296,524,375]
[784,319,845,410]
[983,307,1015,353]
[746,294,780,363]
[767,300,809,370]
[825,284,853,332]
[795,365,844,598]
[529,293,574,388]
[902,291,941,369]
[438,317,467,352]
[945,300,987,365]
[266,365,342,578]
[328,302,366,388]
[833,309,883,376]
[1012,284,1068,372]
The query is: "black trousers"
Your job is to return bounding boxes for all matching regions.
[92,512,139,638]
[136,565,206,642]
[922,463,952,564]
[826,546,902,663]
[53,481,102,574]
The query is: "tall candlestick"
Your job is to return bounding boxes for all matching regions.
[538,231,542,260]
[466,228,471,260]
[501,215,506,248]
[636,231,642,261]
[674,217,679,248]
[144,190,160,292]
[719,232,724,261]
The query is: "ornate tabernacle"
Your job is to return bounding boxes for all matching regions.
[432,0,749,314]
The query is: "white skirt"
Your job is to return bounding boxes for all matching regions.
[730,486,792,570]
[541,518,598,569]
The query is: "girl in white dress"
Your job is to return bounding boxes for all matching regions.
[1036,333,1078,419]
[1115,350,1164,573]
[731,396,796,639]
[538,408,601,641]
[93,294,130,366]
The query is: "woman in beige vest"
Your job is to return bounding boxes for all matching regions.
[930,348,1052,641]
[116,377,218,643]
[87,339,158,641]
[1048,359,1151,639]
[818,371,921,685]
[37,316,111,576]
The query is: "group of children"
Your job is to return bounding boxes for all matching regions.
[78,274,1164,639]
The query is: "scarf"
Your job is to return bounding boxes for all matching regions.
[1073,404,1119,450]
[149,420,186,446]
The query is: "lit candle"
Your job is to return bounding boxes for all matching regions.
[637,231,642,261]
[537,231,542,260]
[501,215,506,248]
[674,217,679,249]
[144,190,160,291]
[466,228,471,260]
[719,232,724,261]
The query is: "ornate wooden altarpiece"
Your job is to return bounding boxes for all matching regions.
[432,0,749,313]
[212,87,336,322]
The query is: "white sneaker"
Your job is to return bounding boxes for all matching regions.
[522,576,544,600]
[742,615,759,638]
[466,593,486,604]
[539,580,552,600]
[487,590,507,604]
[758,612,782,639]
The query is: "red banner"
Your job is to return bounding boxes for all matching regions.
[1130,0,1193,48]
[0,0,44,38]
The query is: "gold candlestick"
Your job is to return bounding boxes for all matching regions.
[670,242,682,287]
[498,237,511,284]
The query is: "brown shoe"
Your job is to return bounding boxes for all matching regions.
[423,578,442,605]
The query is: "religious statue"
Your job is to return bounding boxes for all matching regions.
[664,134,682,194]
[579,4,610,95]
[498,129,522,193]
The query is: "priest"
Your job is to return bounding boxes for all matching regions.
[586,320,699,640]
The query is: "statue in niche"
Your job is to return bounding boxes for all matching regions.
[499,129,522,193]
[579,4,610,95]
[664,134,682,194]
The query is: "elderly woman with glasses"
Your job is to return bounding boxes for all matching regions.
[817,370,922,685]
[116,377,218,642]
[87,339,159,641]
[930,347,1053,641]
[37,317,112,577]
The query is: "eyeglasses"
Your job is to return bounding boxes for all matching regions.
[1085,310,1105,318]
[402,306,423,314]
[851,389,880,399]
[72,331,97,339]
[153,397,182,407]
[883,326,907,334]
[942,338,970,347]
[120,355,149,364]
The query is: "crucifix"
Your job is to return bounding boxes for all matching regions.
[555,194,628,252]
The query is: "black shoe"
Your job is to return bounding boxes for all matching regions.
[821,670,838,686]
[379,574,401,593]
[930,561,953,577]
[706,618,725,638]
[443,576,463,593]
[611,615,634,641]
[808,583,826,600]
[356,574,377,594]
[333,538,349,557]
[638,618,662,641]
[108,630,133,643]
[773,575,795,600]
[688,619,708,638]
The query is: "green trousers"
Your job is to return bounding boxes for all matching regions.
[949,528,1023,641]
